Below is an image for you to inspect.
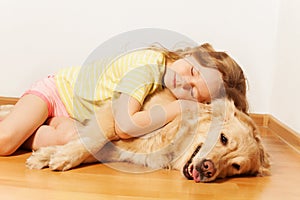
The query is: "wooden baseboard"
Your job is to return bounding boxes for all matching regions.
[1,96,299,153]
[247,113,300,153]
[0,96,18,105]
[249,113,269,127]
[267,115,300,153]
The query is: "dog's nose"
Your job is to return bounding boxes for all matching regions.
[197,159,216,179]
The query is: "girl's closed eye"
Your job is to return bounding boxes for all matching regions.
[190,66,199,76]
[191,67,195,76]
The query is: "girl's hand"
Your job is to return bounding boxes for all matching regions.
[113,93,179,139]
[113,93,210,139]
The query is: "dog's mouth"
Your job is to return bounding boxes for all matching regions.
[183,145,202,181]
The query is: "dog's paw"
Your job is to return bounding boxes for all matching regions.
[46,138,102,171]
[26,146,57,169]
[49,147,84,171]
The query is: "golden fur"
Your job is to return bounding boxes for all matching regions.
[24,89,270,182]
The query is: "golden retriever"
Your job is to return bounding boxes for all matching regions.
[23,89,270,183]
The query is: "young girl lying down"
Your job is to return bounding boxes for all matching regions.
[0,43,248,156]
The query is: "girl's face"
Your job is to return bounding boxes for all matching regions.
[163,57,223,103]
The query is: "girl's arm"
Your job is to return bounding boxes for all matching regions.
[113,93,196,139]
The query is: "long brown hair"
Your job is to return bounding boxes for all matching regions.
[150,43,248,113]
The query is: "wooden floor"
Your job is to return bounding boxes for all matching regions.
[0,127,299,200]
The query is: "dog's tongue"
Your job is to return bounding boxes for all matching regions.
[192,169,201,183]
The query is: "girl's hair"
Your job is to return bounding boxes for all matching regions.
[150,43,248,113]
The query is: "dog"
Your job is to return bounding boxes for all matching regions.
[24,89,270,183]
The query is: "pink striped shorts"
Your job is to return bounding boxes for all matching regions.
[22,75,69,118]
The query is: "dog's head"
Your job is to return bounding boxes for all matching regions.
[180,99,271,183]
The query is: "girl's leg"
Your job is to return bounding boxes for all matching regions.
[0,94,48,155]
[22,116,79,150]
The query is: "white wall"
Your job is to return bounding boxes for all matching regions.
[2,0,298,133]
[270,0,300,133]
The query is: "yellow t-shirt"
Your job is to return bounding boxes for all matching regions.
[55,49,166,122]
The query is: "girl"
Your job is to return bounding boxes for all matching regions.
[0,43,248,155]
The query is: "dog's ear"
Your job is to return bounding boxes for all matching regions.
[254,130,271,177]
[235,108,271,176]
[256,146,271,176]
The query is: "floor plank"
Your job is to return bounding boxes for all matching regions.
[0,127,299,200]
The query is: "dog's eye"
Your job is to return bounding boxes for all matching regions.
[232,163,241,171]
[220,133,228,145]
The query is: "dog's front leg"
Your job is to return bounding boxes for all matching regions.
[26,146,58,169]
[48,114,119,171]
[48,138,95,171]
